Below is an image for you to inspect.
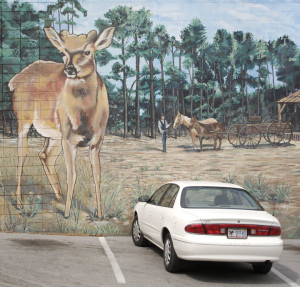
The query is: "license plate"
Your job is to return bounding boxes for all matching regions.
[228,228,247,239]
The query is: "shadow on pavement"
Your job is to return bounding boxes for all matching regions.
[148,245,298,285]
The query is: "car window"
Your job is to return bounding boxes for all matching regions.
[160,184,179,208]
[149,184,170,205]
[181,186,263,210]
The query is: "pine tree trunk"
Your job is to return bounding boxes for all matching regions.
[206,84,209,118]
[285,46,289,96]
[179,52,182,136]
[191,63,194,116]
[218,68,225,123]
[245,71,250,118]
[266,61,272,104]
[271,56,276,114]
[200,57,204,120]
[149,56,155,138]
[135,35,141,138]
[257,56,261,115]
[160,58,166,114]
[292,61,295,92]
[241,67,244,121]
[172,44,177,139]
[122,39,128,138]
[71,4,74,34]
[58,9,61,32]
[212,61,216,117]
[229,68,233,123]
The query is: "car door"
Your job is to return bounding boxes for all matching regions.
[139,184,170,239]
[151,184,180,247]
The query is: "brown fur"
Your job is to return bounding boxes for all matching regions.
[189,116,225,151]
[9,27,115,218]
[173,112,218,150]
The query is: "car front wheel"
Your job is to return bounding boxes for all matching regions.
[252,261,273,274]
[163,233,182,273]
[132,216,148,247]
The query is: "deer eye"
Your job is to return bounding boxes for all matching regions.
[84,51,90,56]
[60,52,65,57]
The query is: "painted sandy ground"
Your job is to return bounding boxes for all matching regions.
[0,134,299,237]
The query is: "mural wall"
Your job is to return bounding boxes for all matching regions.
[0,0,299,237]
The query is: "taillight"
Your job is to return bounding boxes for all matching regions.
[205,224,226,235]
[269,226,281,236]
[185,224,281,236]
[185,224,205,234]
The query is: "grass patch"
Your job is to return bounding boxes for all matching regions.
[243,174,272,202]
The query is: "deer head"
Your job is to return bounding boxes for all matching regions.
[44,27,115,79]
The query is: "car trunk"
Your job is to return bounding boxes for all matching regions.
[183,209,276,226]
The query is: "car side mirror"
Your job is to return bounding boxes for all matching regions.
[138,195,150,202]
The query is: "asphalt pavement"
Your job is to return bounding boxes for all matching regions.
[0,232,299,287]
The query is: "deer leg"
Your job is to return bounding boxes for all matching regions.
[191,132,196,151]
[16,124,31,207]
[219,135,223,150]
[200,137,203,152]
[89,138,103,219]
[62,139,77,218]
[39,138,62,200]
[213,135,217,150]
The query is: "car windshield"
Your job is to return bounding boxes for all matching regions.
[181,186,263,210]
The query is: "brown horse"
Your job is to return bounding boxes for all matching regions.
[173,112,217,150]
[189,116,225,151]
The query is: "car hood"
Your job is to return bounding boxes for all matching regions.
[181,208,279,226]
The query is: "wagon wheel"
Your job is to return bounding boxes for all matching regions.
[239,125,261,148]
[267,121,292,147]
[227,124,240,147]
[263,133,269,142]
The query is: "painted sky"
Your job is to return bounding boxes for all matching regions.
[15,0,300,45]
[72,0,300,46]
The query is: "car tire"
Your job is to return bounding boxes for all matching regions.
[132,216,148,247]
[163,233,182,273]
[252,261,273,274]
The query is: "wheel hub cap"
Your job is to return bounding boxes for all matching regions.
[133,221,141,241]
[164,239,171,266]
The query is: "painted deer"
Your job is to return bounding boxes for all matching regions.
[189,116,225,151]
[173,112,217,150]
[8,26,115,218]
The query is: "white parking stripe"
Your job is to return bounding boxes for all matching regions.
[98,237,126,284]
[272,268,300,287]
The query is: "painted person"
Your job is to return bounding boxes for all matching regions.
[158,114,171,152]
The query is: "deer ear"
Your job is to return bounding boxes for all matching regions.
[44,27,65,50]
[87,30,98,42]
[95,27,115,51]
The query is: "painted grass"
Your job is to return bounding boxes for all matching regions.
[0,136,299,238]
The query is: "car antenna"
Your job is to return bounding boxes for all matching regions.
[271,194,276,216]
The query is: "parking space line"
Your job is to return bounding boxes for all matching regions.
[98,237,126,284]
[272,268,300,287]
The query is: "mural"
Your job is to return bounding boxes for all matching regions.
[0,0,299,237]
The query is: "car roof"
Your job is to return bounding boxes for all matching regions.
[167,181,244,190]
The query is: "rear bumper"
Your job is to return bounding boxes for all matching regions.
[173,235,283,262]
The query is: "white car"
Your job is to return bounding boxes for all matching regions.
[132,181,283,273]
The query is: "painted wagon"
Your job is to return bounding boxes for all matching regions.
[227,116,293,148]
